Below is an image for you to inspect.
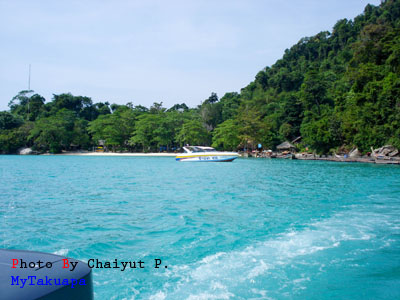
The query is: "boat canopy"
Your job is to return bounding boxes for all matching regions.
[183,146,217,153]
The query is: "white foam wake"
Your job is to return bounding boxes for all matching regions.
[150,207,398,299]
[53,248,69,256]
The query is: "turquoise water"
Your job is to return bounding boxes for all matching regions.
[1,156,400,299]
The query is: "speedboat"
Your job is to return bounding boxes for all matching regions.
[176,146,239,162]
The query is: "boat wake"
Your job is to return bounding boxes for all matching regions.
[149,204,399,299]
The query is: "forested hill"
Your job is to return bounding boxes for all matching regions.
[1,0,400,154]
[230,0,400,154]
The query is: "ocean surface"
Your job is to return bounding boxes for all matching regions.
[1,156,399,299]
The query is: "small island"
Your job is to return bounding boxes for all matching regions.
[1,1,400,161]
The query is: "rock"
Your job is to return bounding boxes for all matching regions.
[389,149,399,157]
[379,145,396,156]
[349,148,361,158]
[18,148,33,155]
[371,145,399,158]
[371,145,400,158]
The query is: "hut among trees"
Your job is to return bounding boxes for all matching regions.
[276,141,296,152]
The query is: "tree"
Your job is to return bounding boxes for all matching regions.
[95,102,111,115]
[29,109,76,153]
[236,107,264,150]
[219,92,240,121]
[150,102,166,114]
[129,114,161,151]
[88,107,136,151]
[168,103,189,112]
[8,91,45,121]
[72,119,91,149]
[153,111,184,150]
[200,102,222,131]
[301,108,342,154]
[176,119,210,146]
[0,123,33,154]
[300,69,332,115]
[212,119,240,150]
[204,92,218,104]
[0,112,22,130]
[279,123,293,140]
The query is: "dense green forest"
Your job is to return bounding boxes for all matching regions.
[1,0,400,154]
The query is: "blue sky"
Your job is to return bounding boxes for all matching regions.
[0,0,381,110]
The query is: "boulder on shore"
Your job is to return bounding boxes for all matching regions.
[371,145,399,157]
[389,149,399,157]
[18,148,34,155]
[349,148,361,158]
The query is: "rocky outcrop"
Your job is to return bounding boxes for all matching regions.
[371,145,399,158]
[389,149,399,157]
[18,148,34,155]
[349,148,361,158]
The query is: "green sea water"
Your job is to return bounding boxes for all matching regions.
[1,156,399,299]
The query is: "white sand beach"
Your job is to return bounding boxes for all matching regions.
[52,151,177,157]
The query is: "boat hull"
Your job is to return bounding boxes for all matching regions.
[176,154,238,162]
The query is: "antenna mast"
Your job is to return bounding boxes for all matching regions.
[28,64,31,119]
[28,64,31,90]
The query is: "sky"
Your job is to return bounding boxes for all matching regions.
[0,0,381,110]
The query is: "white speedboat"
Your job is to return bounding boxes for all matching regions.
[176,146,239,162]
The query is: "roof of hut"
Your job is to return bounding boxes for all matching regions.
[276,141,296,150]
[291,136,302,144]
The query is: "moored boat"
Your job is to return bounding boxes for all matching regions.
[176,146,239,162]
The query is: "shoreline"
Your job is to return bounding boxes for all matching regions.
[10,151,400,165]
[246,152,400,165]
[295,156,400,165]
[49,152,177,157]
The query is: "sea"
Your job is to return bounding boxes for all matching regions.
[1,156,399,299]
